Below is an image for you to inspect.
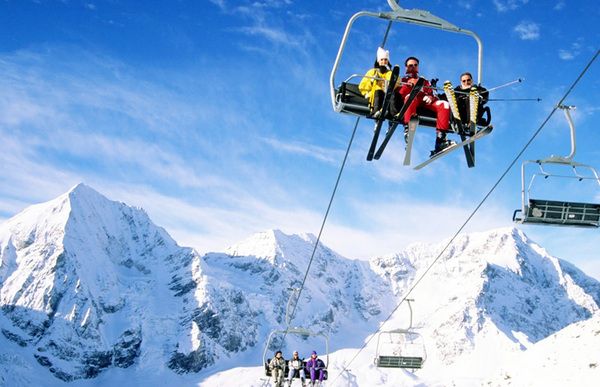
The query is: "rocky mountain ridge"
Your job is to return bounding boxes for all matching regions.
[1,184,598,385]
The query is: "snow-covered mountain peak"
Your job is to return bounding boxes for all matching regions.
[225,229,285,263]
[0,184,206,381]
[224,229,325,267]
[2,187,600,386]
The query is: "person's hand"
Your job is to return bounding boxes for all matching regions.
[423,95,433,104]
[407,78,418,86]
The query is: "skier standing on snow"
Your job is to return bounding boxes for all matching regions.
[269,350,286,387]
[397,56,452,155]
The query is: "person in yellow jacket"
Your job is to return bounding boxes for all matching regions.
[358,47,400,119]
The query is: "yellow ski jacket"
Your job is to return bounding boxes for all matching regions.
[358,67,392,106]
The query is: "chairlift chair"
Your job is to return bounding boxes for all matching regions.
[330,0,491,167]
[262,327,330,380]
[374,299,426,370]
[262,288,330,380]
[513,105,600,227]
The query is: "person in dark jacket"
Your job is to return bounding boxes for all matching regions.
[454,71,489,126]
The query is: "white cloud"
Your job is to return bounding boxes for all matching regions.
[554,1,566,10]
[559,50,575,60]
[513,21,540,40]
[558,39,584,61]
[262,137,342,164]
[493,0,529,12]
[458,0,473,10]
[238,25,293,45]
[209,0,227,11]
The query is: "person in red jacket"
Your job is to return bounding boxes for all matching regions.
[397,56,453,155]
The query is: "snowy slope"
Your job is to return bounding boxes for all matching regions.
[201,229,600,386]
[484,313,600,387]
[367,228,600,384]
[1,185,599,386]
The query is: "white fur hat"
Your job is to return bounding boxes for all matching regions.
[377,47,390,61]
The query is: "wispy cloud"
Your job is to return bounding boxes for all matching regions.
[558,50,574,60]
[238,25,294,46]
[558,39,584,61]
[457,0,474,10]
[208,0,227,11]
[553,1,566,10]
[514,21,540,40]
[261,137,342,164]
[493,0,529,12]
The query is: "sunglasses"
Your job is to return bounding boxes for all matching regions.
[461,79,472,83]
[406,63,418,67]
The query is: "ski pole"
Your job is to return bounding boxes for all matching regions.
[487,78,524,92]
[488,98,542,102]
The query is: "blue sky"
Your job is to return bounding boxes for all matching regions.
[1,1,599,278]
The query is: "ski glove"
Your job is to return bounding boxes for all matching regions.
[423,95,433,104]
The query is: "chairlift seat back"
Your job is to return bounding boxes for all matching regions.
[377,355,423,369]
[335,82,438,128]
[514,199,600,227]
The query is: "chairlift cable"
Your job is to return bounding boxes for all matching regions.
[281,116,360,344]
[331,48,599,384]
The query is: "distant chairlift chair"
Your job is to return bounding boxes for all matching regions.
[513,105,600,227]
[262,288,330,381]
[374,299,426,370]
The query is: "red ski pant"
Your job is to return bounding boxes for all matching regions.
[402,96,450,131]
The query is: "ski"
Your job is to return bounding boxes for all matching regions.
[459,132,475,168]
[403,116,419,166]
[372,77,424,160]
[443,80,461,121]
[469,85,480,125]
[373,122,399,160]
[414,125,493,170]
[367,65,400,161]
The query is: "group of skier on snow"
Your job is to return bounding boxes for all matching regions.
[359,47,489,156]
[268,349,326,387]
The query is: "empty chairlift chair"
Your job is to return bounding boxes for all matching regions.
[374,299,426,370]
[513,105,600,228]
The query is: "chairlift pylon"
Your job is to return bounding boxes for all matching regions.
[374,299,427,370]
[513,105,600,227]
[330,0,492,167]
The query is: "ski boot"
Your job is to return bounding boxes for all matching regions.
[430,131,455,157]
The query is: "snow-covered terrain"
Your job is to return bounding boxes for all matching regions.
[1,184,599,386]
